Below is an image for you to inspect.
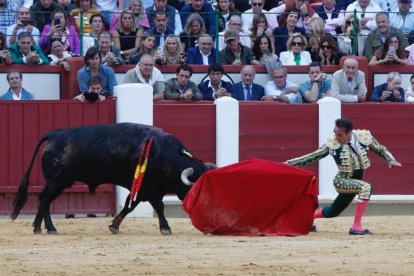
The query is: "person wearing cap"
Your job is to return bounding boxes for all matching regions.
[219,30,259,66]
[390,0,414,35]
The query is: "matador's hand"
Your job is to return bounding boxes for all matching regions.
[388,160,402,168]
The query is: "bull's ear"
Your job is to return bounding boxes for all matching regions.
[181,167,194,186]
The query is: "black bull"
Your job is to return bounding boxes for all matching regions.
[10,123,214,235]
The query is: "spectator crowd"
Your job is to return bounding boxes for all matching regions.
[1,0,414,103]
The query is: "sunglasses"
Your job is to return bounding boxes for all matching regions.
[252,2,263,7]
[346,20,354,25]
[291,42,303,46]
[321,45,332,49]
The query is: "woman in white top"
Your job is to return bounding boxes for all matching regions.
[337,14,365,57]
[48,39,72,71]
[279,33,312,66]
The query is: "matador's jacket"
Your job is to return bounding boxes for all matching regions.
[287,130,396,200]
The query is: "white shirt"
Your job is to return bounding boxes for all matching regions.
[11,88,23,100]
[389,10,414,34]
[265,80,301,103]
[241,9,278,35]
[199,50,211,65]
[345,1,383,34]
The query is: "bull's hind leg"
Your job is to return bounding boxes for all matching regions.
[32,212,43,234]
[109,195,139,234]
[38,180,70,234]
[149,198,171,235]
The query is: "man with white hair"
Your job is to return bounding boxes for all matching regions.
[331,57,367,103]
[123,54,165,101]
[371,72,405,102]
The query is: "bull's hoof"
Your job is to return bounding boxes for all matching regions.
[109,225,119,234]
[160,229,172,235]
[47,230,58,235]
[33,228,42,234]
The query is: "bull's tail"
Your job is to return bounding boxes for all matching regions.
[10,134,50,221]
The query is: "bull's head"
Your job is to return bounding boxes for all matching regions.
[181,163,217,186]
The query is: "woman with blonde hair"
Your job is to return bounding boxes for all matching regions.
[279,33,312,65]
[109,0,150,33]
[307,17,326,61]
[337,14,365,56]
[129,33,156,64]
[112,10,143,61]
[180,14,206,51]
[154,35,186,65]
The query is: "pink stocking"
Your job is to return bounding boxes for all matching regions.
[314,208,325,219]
[352,199,369,231]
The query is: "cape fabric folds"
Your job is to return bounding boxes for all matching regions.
[183,158,318,236]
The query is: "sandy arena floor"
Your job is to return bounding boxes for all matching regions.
[1,215,413,275]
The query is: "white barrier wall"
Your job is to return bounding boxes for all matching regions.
[317,97,341,200]
[215,96,239,167]
[114,83,153,217]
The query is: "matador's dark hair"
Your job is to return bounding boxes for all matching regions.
[335,118,353,133]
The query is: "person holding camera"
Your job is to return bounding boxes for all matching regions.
[371,72,405,102]
[39,9,80,56]
[0,32,12,65]
[299,62,332,103]
[369,35,408,65]
[364,12,408,61]
[6,7,40,47]
[9,32,49,65]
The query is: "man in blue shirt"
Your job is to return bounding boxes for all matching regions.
[76,47,117,97]
[299,62,332,103]
[371,72,405,102]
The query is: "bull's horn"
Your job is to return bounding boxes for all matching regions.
[204,163,218,170]
[181,167,194,186]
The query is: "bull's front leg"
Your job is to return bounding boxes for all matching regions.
[149,198,171,235]
[109,195,139,234]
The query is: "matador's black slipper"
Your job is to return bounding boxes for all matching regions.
[349,228,373,235]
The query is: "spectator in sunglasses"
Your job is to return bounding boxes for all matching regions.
[280,32,312,65]
[315,35,341,65]
[337,14,365,56]
[241,0,276,35]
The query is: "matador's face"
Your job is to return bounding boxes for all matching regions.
[334,126,352,144]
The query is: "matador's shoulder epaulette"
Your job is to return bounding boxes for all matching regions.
[326,135,340,150]
[354,129,373,145]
